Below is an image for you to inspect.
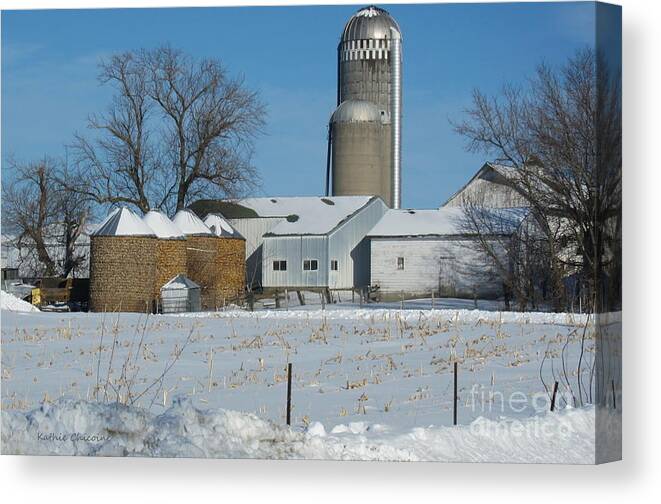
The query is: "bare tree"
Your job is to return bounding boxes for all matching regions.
[71,52,159,213]
[68,46,266,214]
[2,157,89,277]
[455,200,537,310]
[453,48,621,312]
[144,46,265,211]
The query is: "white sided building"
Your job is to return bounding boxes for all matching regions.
[367,207,527,299]
[256,196,388,291]
[443,162,529,209]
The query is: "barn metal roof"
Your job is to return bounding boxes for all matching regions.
[367,207,528,238]
[236,196,376,236]
[92,207,155,237]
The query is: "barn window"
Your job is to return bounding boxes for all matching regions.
[330,259,339,271]
[273,260,287,271]
[303,259,318,271]
[397,257,405,270]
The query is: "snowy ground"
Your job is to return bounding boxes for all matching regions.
[2,397,597,462]
[1,296,607,462]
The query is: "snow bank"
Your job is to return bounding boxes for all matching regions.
[1,398,596,463]
[1,290,38,313]
[176,306,605,327]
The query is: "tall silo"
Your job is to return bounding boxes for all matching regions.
[330,100,391,202]
[328,5,402,208]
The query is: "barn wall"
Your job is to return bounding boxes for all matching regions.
[227,217,284,288]
[370,237,504,299]
[328,198,388,289]
[444,171,527,209]
[262,235,328,288]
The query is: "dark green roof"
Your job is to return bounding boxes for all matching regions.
[188,200,259,219]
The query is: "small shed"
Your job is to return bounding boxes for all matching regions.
[160,275,201,314]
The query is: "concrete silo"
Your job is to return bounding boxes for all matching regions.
[328,5,402,208]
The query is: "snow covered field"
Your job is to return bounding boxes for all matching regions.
[1,297,605,462]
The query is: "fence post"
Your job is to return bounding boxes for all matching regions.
[453,361,458,426]
[612,379,617,410]
[550,381,559,411]
[285,288,289,311]
[286,362,292,426]
[400,291,404,310]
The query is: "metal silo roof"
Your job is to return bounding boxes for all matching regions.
[143,210,186,239]
[203,213,244,239]
[92,207,156,237]
[331,99,383,123]
[341,5,401,41]
[172,209,212,236]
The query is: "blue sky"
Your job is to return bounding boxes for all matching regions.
[2,2,613,208]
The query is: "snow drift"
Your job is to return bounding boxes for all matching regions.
[1,290,38,313]
[2,398,596,463]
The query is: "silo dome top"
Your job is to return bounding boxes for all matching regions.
[331,99,384,124]
[342,5,401,41]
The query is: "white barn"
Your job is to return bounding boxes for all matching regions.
[443,162,529,209]
[367,207,527,300]
[259,196,388,291]
[190,196,387,290]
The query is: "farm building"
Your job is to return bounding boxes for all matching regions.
[89,207,157,313]
[142,211,188,302]
[258,196,388,291]
[160,274,201,314]
[190,196,386,290]
[443,163,529,209]
[367,207,528,300]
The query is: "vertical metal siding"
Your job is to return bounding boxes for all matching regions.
[228,217,285,287]
[328,198,388,289]
[262,235,328,288]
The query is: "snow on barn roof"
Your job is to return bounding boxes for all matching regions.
[203,213,244,239]
[161,274,200,291]
[92,207,155,237]
[143,211,185,240]
[244,196,375,236]
[172,209,212,236]
[367,207,528,238]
